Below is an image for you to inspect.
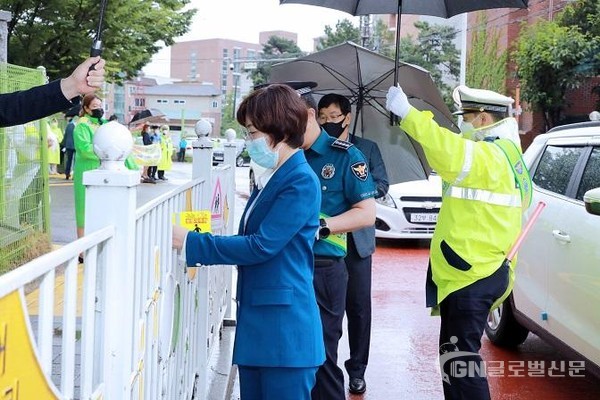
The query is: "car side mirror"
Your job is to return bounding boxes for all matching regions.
[583,187,600,216]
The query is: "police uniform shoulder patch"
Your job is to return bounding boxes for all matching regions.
[351,161,369,181]
[331,139,353,150]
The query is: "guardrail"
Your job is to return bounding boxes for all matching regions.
[0,137,238,399]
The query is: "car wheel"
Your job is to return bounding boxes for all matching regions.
[236,155,244,167]
[485,298,529,347]
[249,169,255,194]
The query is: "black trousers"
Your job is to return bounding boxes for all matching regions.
[64,149,75,176]
[438,263,509,400]
[311,258,348,400]
[344,235,372,379]
[148,165,157,178]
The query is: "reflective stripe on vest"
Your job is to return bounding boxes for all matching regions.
[445,186,522,208]
[453,140,474,186]
[494,139,533,210]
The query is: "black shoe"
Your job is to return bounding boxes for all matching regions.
[349,377,366,394]
[65,173,70,180]
[78,256,84,264]
[159,177,167,181]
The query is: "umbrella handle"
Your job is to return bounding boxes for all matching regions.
[89,0,108,69]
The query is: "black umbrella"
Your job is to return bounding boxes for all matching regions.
[280,0,529,110]
[270,41,455,184]
[129,109,168,126]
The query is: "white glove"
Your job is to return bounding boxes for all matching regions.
[386,85,411,119]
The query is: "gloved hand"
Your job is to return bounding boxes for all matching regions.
[386,85,411,119]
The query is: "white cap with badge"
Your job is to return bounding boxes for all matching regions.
[452,85,514,116]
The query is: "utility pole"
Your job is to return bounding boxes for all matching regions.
[359,15,371,48]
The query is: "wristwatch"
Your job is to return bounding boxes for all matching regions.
[319,218,330,240]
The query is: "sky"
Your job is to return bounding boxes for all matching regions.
[142,0,355,77]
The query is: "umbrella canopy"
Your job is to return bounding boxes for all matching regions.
[128,108,168,127]
[280,0,528,18]
[270,41,457,185]
[280,0,529,99]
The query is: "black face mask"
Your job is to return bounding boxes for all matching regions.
[321,121,346,138]
[90,108,104,120]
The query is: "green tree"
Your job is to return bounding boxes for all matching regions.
[370,18,396,58]
[220,92,239,137]
[317,19,360,50]
[515,20,592,129]
[1,0,195,82]
[558,0,600,108]
[397,21,460,108]
[466,14,508,93]
[249,36,303,88]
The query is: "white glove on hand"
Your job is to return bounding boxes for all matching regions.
[386,85,411,119]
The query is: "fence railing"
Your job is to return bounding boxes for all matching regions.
[0,62,51,273]
[0,137,237,399]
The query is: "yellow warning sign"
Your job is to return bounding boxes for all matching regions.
[174,210,212,233]
[0,291,60,398]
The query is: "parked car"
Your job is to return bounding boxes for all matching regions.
[485,121,600,376]
[212,138,249,166]
[375,174,442,239]
[186,138,249,166]
[251,161,443,240]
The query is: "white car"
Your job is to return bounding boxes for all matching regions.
[485,121,600,376]
[375,174,442,239]
[251,164,443,240]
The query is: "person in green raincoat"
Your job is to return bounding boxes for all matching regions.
[157,124,174,180]
[73,93,105,240]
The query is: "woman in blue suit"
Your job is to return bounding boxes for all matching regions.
[173,84,325,399]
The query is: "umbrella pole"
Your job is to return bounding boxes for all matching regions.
[390,0,403,126]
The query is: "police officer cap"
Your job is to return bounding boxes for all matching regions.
[253,81,317,96]
[452,85,513,115]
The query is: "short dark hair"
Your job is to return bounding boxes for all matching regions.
[236,84,308,148]
[318,93,351,114]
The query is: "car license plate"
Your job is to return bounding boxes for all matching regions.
[410,213,437,223]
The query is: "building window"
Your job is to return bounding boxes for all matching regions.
[134,98,146,107]
[129,86,136,94]
[174,100,186,105]
[157,99,169,104]
[212,100,218,108]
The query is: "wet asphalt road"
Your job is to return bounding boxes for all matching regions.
[344,239,600,400]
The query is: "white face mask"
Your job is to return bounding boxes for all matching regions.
[459,121,474,134]
[460,114,484,141]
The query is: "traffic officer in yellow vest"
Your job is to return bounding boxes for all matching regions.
[386,84,531,400]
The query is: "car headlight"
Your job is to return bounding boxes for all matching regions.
[376,193,396,208]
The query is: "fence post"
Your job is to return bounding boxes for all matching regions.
[84,122,138,399]
[192,120,214,210]
[222,141,237,320]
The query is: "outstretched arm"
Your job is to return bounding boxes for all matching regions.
[0,57,106,128]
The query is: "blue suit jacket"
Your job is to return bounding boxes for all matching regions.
[185,151,325,367]
[350,136,389,257]
[0,80,75,128]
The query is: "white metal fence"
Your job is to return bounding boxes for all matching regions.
[0,139,238,399]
